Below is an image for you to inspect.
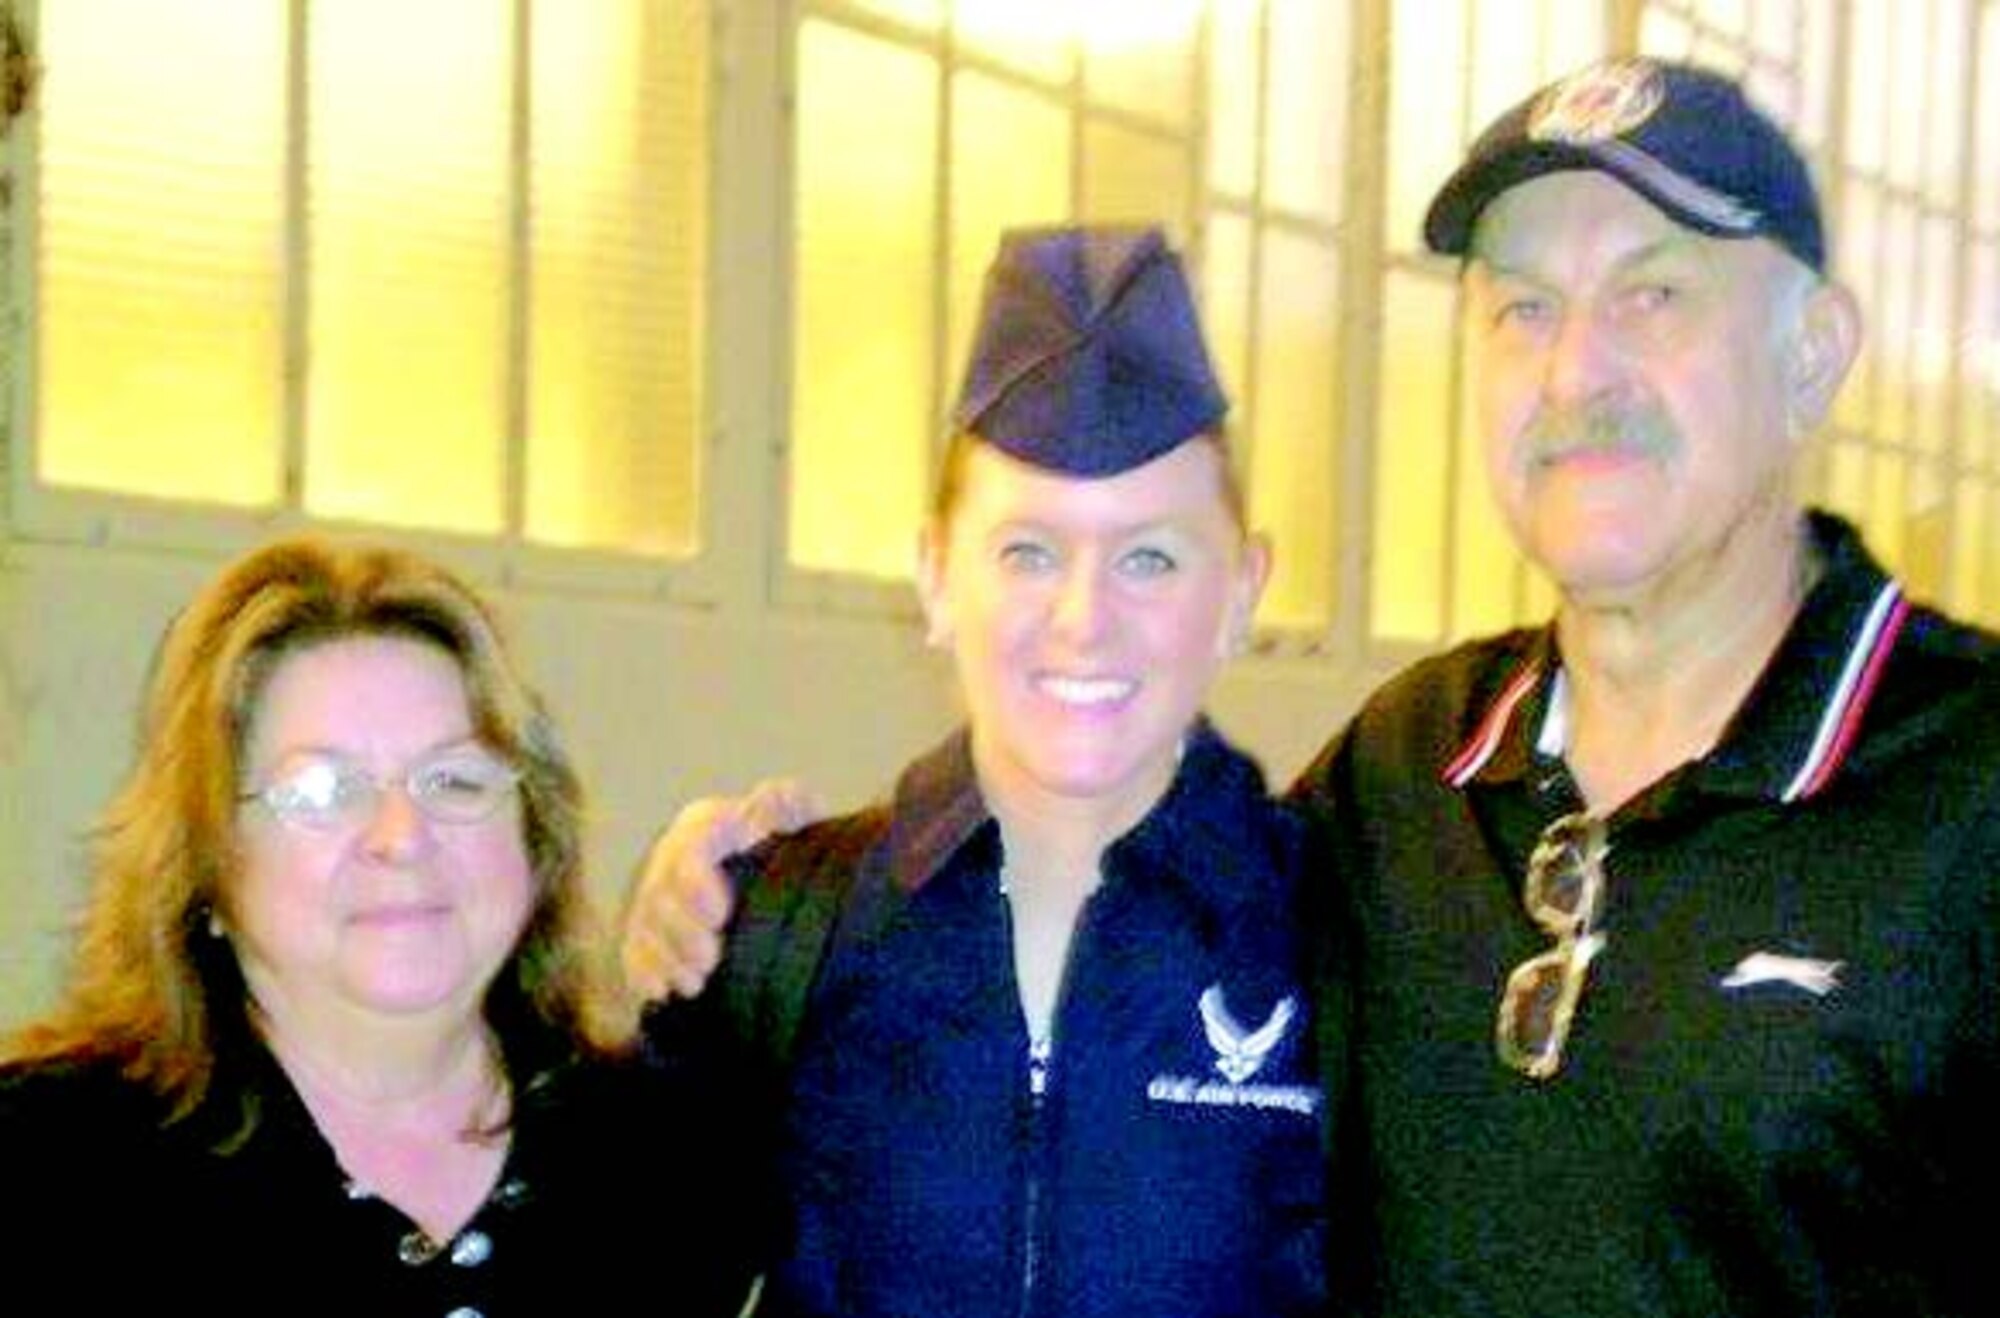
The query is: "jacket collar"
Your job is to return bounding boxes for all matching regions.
[885,718,1286,922]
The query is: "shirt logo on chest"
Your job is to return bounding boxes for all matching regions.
[1198,984,1296,1083]
[1145,983,1319,1116]
[1720,950,1844,997]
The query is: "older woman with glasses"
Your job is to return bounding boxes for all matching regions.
[0,538,756,1315]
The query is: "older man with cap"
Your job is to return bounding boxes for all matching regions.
[1295,55,2000,1315]
[642,223,1327,1318]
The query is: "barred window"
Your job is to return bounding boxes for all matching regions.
[31,0,708,558]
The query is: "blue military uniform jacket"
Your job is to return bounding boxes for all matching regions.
[678,719,1329,1318]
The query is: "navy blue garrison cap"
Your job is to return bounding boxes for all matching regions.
[1424,57,1825,272]
[952,225,1228,477]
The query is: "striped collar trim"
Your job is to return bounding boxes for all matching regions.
[1779,581,1908,801]
[1440,580,1909,801]
[1441,660,1544,787]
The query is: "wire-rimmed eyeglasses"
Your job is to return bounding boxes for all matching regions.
[1496,812,1608,1080]
[239,749,522,832]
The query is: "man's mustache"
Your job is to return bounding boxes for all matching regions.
[1522,402,1677,466]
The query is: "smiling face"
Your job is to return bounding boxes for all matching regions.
[1464,169,1854,612]
[919,437,1268,833]
[230,634,535,1037]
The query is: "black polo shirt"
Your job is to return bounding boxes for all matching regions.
[0,1040,757,1315]
[1294,511,2000,1317]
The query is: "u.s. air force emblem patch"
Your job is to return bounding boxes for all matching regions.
[1146,983,1319,1116]
[1199,984,1293,1082]
[1529,57,1665,145]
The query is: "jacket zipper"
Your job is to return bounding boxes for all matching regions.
[1018,1032,1053,1318]
[1008,889,1101,1318]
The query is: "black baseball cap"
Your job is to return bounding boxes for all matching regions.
[1423,57,1826,272]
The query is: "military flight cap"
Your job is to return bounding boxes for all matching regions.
[1423,57,1826,273]
[952,224,1228,477]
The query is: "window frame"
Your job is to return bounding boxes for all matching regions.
[3,0,730,606]
[7,0,1996,636]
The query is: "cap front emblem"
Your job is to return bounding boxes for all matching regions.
[1529,58,1666,145]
